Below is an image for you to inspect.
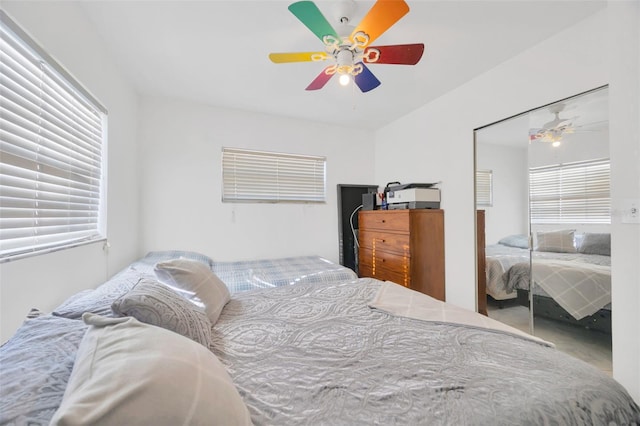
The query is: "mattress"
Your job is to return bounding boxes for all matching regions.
[211,255,358,293]
[134,251,357,294]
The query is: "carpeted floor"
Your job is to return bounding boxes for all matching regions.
[487,297,612,375]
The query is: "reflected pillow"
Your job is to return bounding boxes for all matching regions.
[50,314,252,426]
[155,258,231,325]
[498,234,529,249]
[577,232,611,256]
[111,277,211,346]
[535,229,577,253]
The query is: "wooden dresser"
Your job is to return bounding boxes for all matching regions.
[358,209,445,301]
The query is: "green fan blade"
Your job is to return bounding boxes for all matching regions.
[288,1,339,43]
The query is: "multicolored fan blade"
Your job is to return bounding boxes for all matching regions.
[364,44,424,65]
[306,68,334,90]
[288,1,340,43]
[269,52,328,63]
[529,130,543,142]
[350,0,410,47]
[353,63,381,93]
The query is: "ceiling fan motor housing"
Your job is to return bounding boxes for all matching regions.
[336,48,354,68]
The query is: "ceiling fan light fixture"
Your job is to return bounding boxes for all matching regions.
[339,74,350,86]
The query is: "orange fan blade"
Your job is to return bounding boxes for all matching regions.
[350,0,410,48]
[269,52,328,63]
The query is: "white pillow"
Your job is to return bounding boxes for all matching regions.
[50,313,252,426]
[155,258,231,324]
[535,229,577,253]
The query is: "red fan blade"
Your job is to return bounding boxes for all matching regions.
[350,0,410,48]
[364,44,424,65]
[306,68,334,90]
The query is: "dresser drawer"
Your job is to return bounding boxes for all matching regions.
[358,248,409,285]
[359,229,410,254]
[359,247,410,279]
[374,268,411,288]
[359,210,409,232]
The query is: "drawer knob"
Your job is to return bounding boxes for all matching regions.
[381,219,386,223]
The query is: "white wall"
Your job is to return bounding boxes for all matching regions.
[608,0,640,404]
[138,97,375,263]
[375,5,640,402]
[476,143,528,244]
[0,2,140,342]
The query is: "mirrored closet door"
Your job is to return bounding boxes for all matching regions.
[475,86,612,374]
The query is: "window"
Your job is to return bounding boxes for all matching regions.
[0,11,108,261]
[476,169,493,207]
[529,158,610,224]
[222,148,326,203]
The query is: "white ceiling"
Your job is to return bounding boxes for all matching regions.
[78,0,606,130]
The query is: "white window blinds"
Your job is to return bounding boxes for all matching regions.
[529,158,610,224]
[1,11,107,261]
[476,169,493,207]
[222,148,326,203]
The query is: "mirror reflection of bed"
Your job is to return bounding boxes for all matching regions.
[475,86,611,374]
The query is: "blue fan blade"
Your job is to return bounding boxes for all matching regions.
[353,63,381,93]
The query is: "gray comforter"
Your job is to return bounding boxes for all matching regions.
[211,278,639,425]
[0,315,88,425]
[2,278,638,425]
[486,243,611,305]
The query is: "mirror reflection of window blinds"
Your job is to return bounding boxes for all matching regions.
[529,158,610,224]
[476,169,493,207]
[222,147,326,203]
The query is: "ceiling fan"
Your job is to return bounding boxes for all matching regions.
[268,0,424,93]
[529,103,579,145]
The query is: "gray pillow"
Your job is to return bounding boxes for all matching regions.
[155,258,231,325]
[111,278,212,346]
[53,270,141,319]
[498,234,529,249]
[535,229,577,253]
[577,233,611,256]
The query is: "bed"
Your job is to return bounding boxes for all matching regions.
[485,230,612,332]
[2,250,637,425]
[132,250,359,293]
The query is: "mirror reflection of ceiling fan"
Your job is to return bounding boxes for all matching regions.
[529,103,606,147]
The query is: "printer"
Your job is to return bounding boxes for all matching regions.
[385,183,440,209]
